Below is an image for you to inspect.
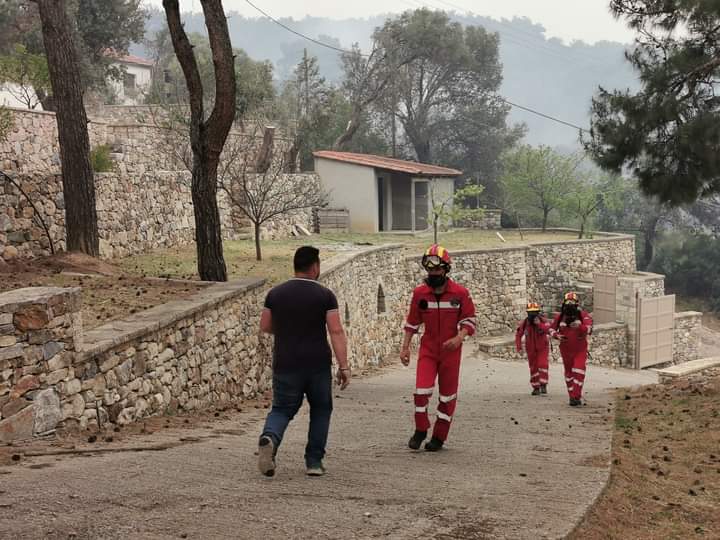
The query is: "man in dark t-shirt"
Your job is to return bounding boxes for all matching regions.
[257,246,350,478]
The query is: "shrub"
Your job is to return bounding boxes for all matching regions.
[650,232,720,311]
[90,144,114,172]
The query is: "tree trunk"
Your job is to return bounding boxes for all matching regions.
[37,0,99,256]
[578,219,585,239]
[284,138,300,173]
[164,0,236,281]
[255,126,275,173]
[542,208,549,232]
[641,215,660,270]
[413,138,431,163]
[254,223,262,261]
[333,109,361,150]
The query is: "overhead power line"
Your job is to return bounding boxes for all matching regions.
[244,0,591,133]
[499,98,588,132]
[244,0,370,57]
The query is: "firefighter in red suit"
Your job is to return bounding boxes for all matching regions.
[400,245,477,452]
[516,302,551,396]
[550,292,593,406]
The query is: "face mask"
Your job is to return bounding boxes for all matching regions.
[426,274,447,289]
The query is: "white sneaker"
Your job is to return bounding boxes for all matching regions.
[258,436,276,477]
[306,463,326,477]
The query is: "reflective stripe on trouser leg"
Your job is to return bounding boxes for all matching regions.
[562,353,575,397]
[432,353,461,442]
[528,352,540,388]
[570,352,587,399]
[414,391,432,432]
[415,353,439,433]
[537,348,550,385]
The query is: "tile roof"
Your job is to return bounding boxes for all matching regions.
[313,151,462,177]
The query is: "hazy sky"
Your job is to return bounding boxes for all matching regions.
[146,0,637,44]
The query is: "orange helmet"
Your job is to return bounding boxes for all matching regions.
[563,292,579,305]
[422,244,451,270]
[526,302,541,312]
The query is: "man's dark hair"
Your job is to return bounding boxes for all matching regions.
[294,246,320,273]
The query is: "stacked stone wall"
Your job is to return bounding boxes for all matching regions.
[526,235,636,311]
[673,312,703,366]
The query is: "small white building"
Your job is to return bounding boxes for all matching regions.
[313,151,462,234]
[107,54,153,106]
[0,83,43,110]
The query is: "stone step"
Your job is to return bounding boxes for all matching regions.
[653,357,720,381]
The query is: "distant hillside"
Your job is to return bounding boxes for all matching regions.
[140,8,640,148]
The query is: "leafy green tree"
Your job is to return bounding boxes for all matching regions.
[595,177,673,269]
[499,145,579,231]
[586,0,720,206]
[375,9,511,165]
[145,30,274,121]
[651,232,720,311]
[0,44,50,109]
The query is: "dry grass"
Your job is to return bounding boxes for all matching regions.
[568,373,720,540]
[117,230,580,285]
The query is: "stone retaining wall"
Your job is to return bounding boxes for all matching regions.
[673,312,703,366]
[526,235,636,311]
[1,170,317,260]
[0,287,82,442]
[0,280,271,436]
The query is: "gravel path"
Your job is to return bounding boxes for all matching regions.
[0,355,657,540]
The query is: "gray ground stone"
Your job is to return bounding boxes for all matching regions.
[32,388,62,434]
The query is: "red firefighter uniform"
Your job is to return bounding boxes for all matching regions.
[515,308,551,391]
[404,279,476,442]
[550,306,593,401]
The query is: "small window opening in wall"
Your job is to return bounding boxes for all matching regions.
[377,284,386,314]
[344,303,351,325]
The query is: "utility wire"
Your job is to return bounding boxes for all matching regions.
[500,98,589,132]
[244,0,370,57]
[245,0,591,133]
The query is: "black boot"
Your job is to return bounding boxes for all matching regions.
[540,385,547,395]
[408,430,427,450]
[424,437,444,452]
[569,398,582,407]
[531,387,541,396]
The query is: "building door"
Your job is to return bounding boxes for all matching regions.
[377,176,385,231]
[413,180,429,231]
[635,294,675,369]
[593,273,617,324]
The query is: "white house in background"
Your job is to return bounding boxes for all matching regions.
[0,53,153,109]
[313,150,462,234]
[106,54,153,106]
[1,83,43,110]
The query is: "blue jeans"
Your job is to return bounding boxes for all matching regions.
[261,367,333,467]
